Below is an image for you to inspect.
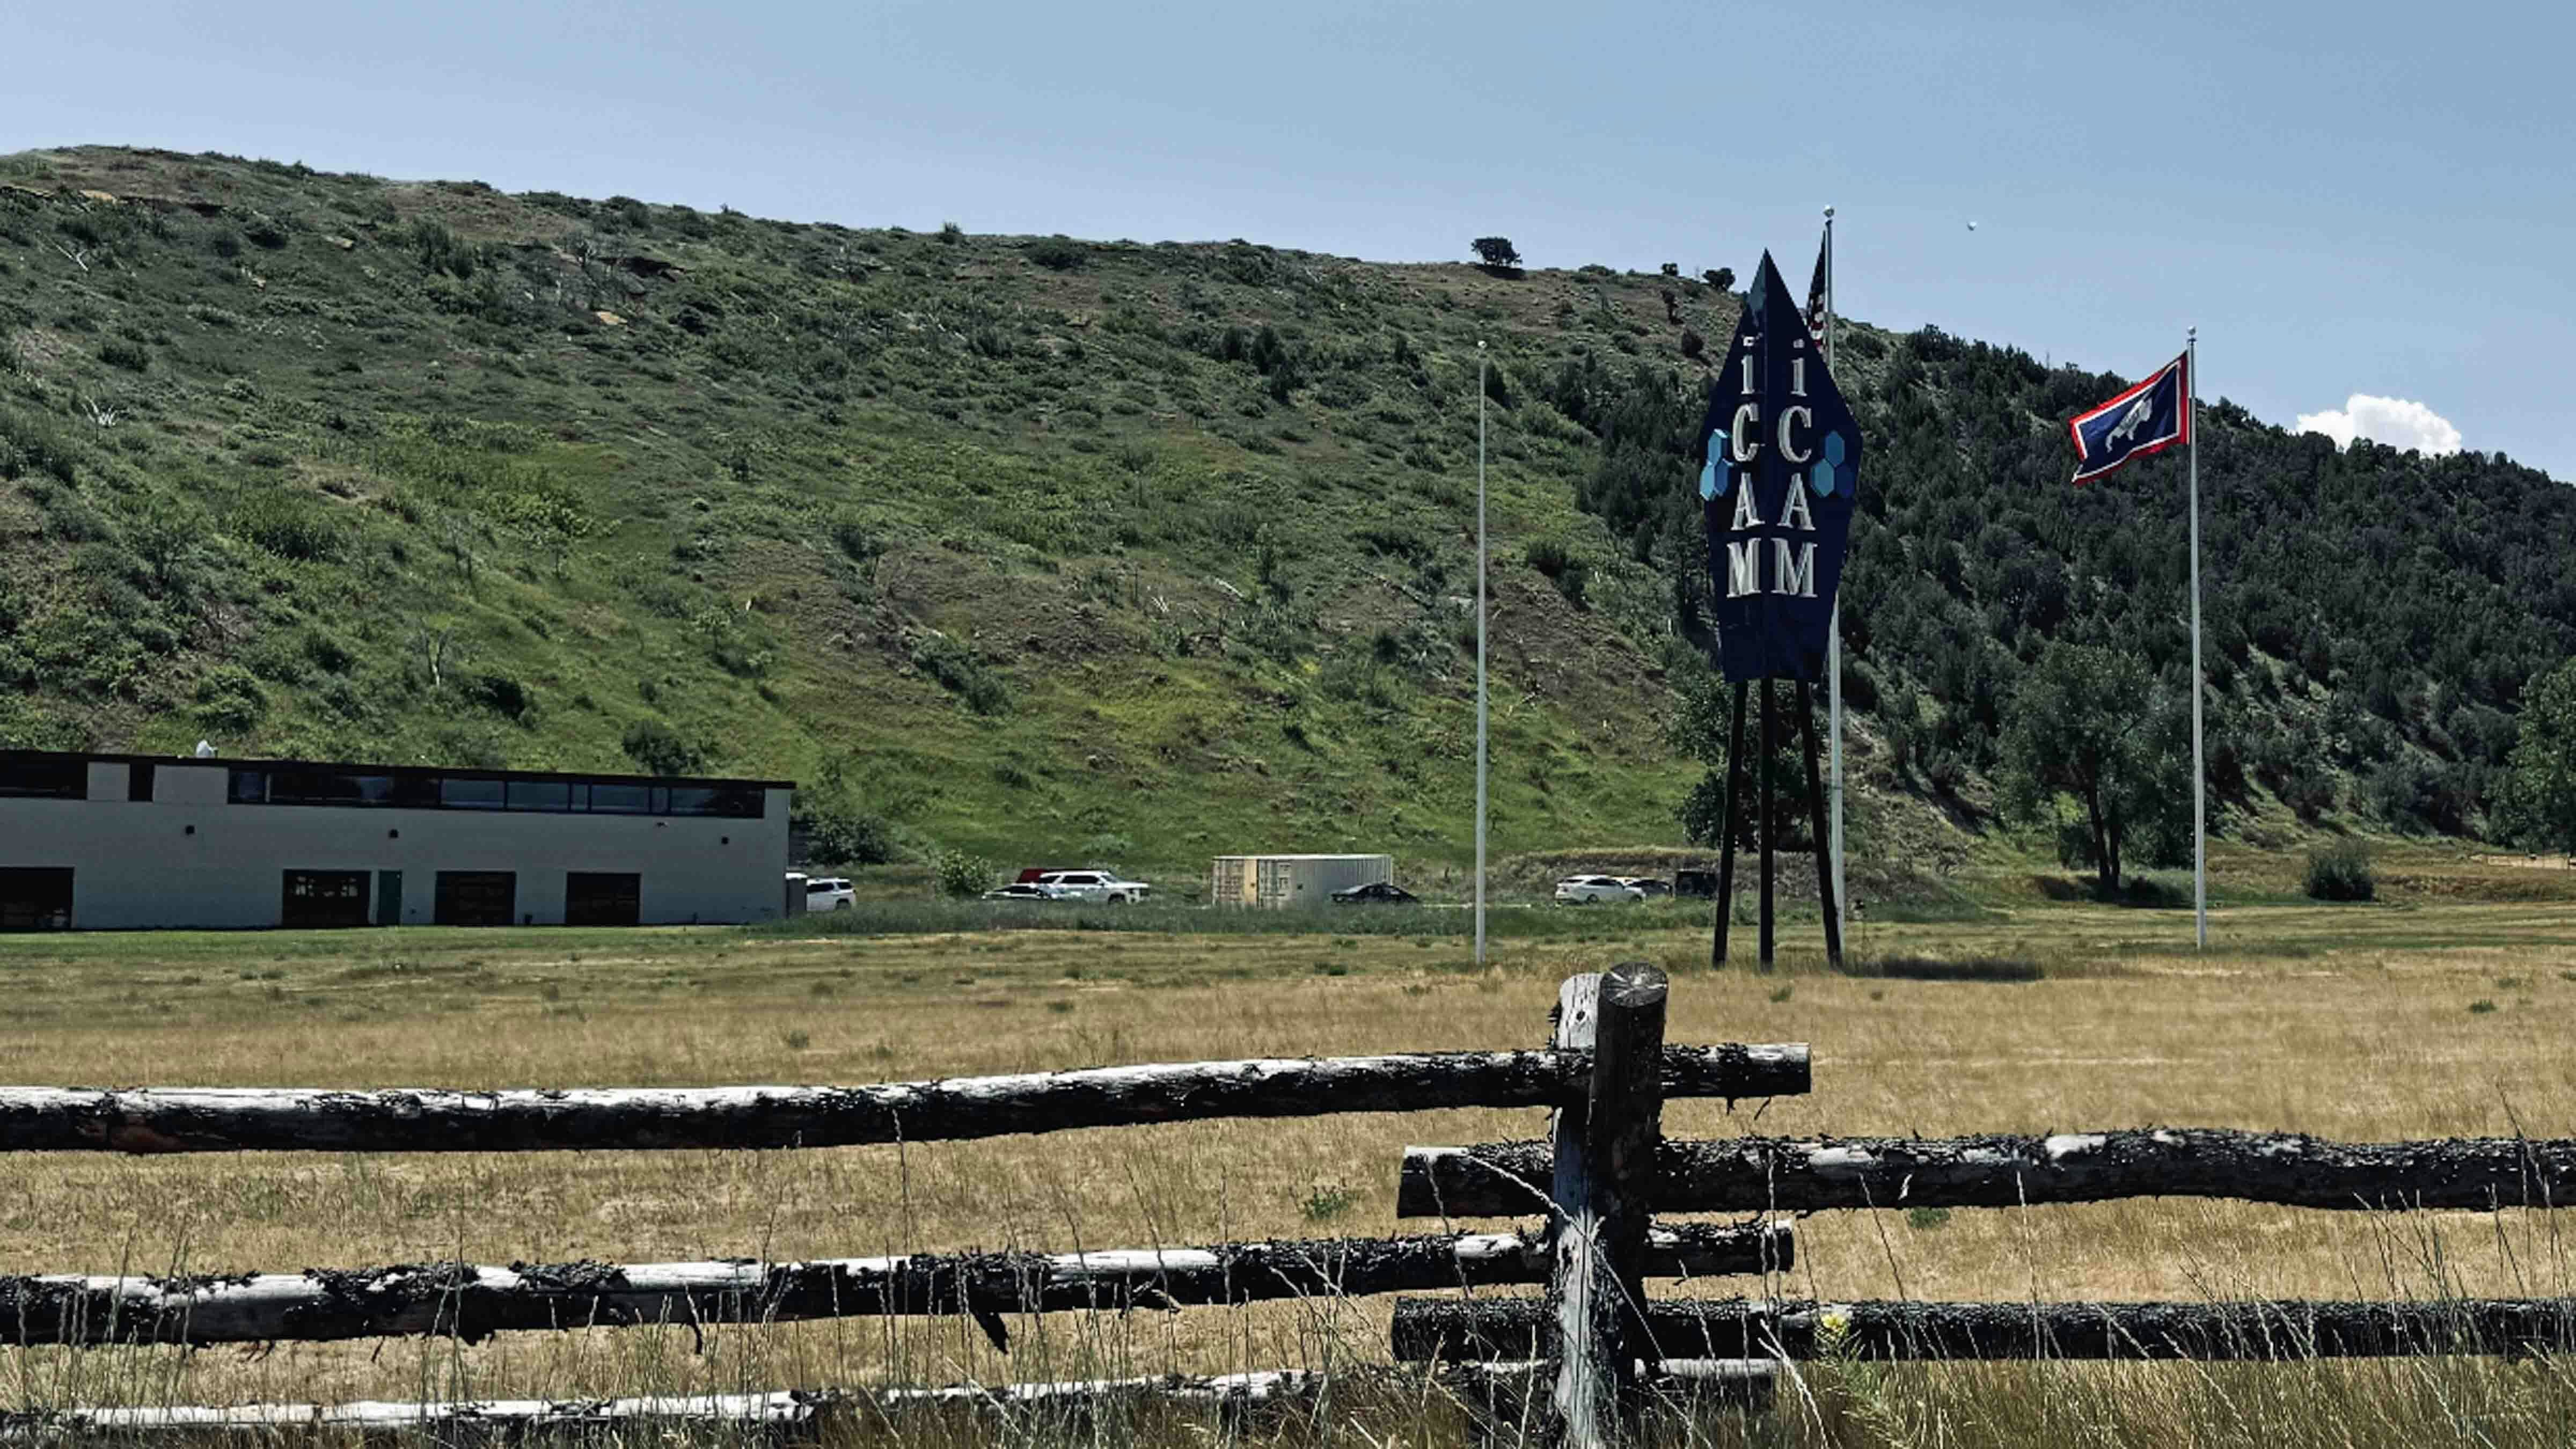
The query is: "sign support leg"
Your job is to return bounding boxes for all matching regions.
[1797,681,1843,967]
[1758,679,1775,968]
[1712,680,1746,968]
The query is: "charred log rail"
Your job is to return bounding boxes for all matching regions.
[0,1046,1807,1155]
[1399,1129,2576,1218]
[0,1223,1788,1348]
[0,1379,1295,1440]
[0,1363,1776,1440]
[1393,1296,2576,1363]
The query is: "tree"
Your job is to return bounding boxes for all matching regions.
[1660,262,1680,278]
[2499,658,2576,855]
[1997,643,2190,892]
[1470,237,1522,268]
[1668,669,1806,851]
[1703,267,1736,291]
[621,718,709,777]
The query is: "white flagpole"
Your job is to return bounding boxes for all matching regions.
[1823,206,1845,945]
[2187,327,2206,950]
[1475,341,1489,967]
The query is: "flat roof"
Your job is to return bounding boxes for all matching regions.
[1211,853,1391,861]
[0,747,793,792]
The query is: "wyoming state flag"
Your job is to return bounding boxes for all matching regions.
[2068,353,2189,484]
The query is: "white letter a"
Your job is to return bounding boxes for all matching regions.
[1729,484,1763,531]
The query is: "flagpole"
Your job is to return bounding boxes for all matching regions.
[1821,205,1845,948]
[1475,341,1489,968]
[2187,326,2206,950]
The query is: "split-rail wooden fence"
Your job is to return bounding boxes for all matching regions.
[12,962,2576,1444]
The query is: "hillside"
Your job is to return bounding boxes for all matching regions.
[0,147,2568,887]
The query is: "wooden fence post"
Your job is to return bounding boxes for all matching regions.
[1547,962,1669,1446]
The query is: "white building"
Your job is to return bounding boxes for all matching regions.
[0,750,792,931]
[1209,853,1393,908]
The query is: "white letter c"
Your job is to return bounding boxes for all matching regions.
[1778,405,1814,464]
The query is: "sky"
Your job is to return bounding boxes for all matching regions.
[5,0,2571,478]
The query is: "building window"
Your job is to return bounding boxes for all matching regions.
[585,781,655,814]
[130,763,155,802]
[565,872,641,926]
[271,770,396,806]
[215,762,767,818]
[438,777,507,810]
[0,868,74,930]
[0,757,89,800]
[280,870,371,928]
[434,871,517,926]
[506,779,574,812]
[666,785,764,818]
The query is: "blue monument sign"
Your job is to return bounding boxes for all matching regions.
[1697,252,1863,682]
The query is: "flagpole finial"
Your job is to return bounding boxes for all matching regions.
[1823,205,1835,219]
[2187,326,2197,342]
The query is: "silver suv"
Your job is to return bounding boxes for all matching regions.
[803,876,857,911]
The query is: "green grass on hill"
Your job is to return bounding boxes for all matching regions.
[4,146,2567,899]
[0,146,1732,883]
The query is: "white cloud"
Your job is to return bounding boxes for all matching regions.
[2294,394,2463,456]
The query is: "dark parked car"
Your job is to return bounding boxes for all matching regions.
[1673,869,1719,899]
[1331,881,1419,905]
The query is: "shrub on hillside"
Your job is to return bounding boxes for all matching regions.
[934,847,996,899]
[193,665,267,733]
[230,492,343,561]
[0,404,78,484]
[2304,839,2376,901]
[804,803,898,867]
[463,671,538,724]
[1027,236,1086,271]
[1522,538,1589,608]
[621,718,709,777]
[907,631,1009,714]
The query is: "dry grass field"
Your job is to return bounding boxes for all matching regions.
[7,871,2576,1444]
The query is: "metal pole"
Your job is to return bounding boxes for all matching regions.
[1822,204,1845,947]
[2187,328,2205,950]
[1476,341,1489,968]
[1712,682,1746,968]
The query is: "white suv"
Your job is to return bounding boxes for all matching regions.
[803,876,857,912]
[1554,875,1644,905]
[1035,870,1153,904]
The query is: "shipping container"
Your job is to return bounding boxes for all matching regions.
[1209,853,1393,908]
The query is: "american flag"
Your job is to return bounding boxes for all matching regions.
[1805,234,1828,346]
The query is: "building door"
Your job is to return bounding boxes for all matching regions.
[375,870,403,926]
[0,868,73,931]
[281,870,371,928]
[434,871,517,926]
[565,872,641,926]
